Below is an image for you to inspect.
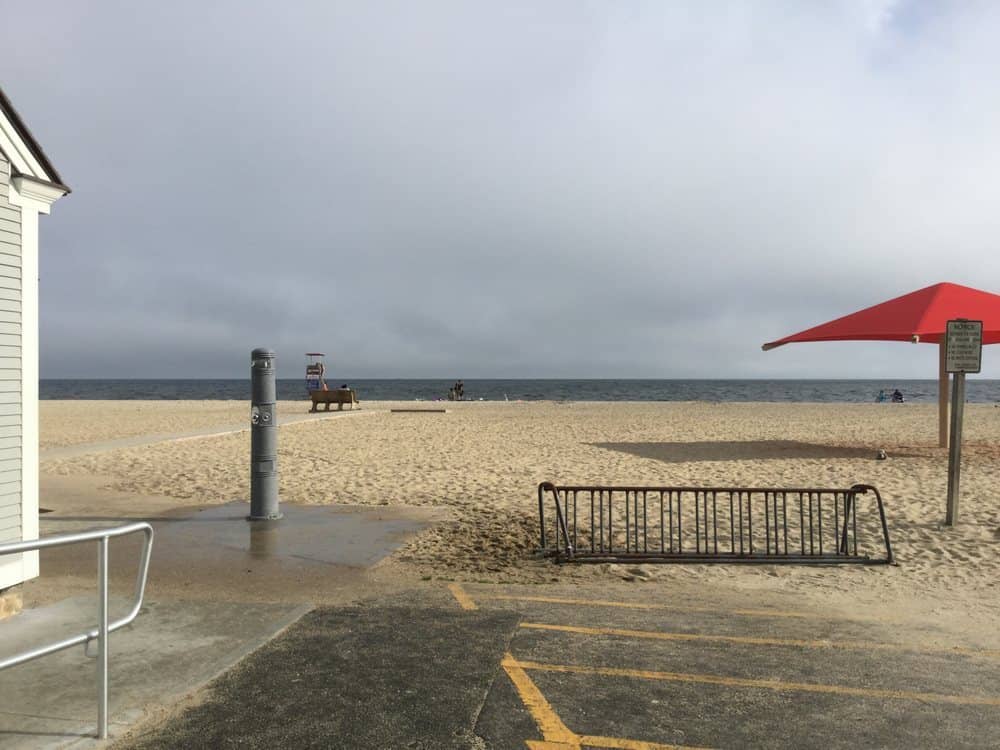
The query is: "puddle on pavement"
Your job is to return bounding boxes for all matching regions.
[157,502,430,568]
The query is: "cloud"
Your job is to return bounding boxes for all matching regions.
[3,0,1000,378]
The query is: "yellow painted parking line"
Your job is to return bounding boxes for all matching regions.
[579,736,708,749]
[502,654,712,750]
[502,654,578,745]
[520,622,1000,660]
[483,594,840,621]
[510,656,1000,706]
[447,583,478,610]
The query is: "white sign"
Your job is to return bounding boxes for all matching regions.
[945,319,983,373]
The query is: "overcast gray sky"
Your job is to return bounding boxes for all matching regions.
[5,1,1000,378]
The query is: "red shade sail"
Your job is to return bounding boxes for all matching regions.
[762,282,1000,351]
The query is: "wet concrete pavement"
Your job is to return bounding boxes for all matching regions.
[1,499,440,748]
[29,500,443,607]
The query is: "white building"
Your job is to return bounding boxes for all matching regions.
[0,87,68,590]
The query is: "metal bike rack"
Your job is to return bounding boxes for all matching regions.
[0,522,154,739]
[538,482,893,565]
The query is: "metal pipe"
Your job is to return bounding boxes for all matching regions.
[538,484,547,549]
[946,372,966,525]
[939,341,949,448]
[0,522,153,740]
[98,537,109,740]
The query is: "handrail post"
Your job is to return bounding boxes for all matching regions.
[0,522,153,741]
[98,536,109,740]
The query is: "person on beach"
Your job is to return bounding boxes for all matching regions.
[891,389,904,403]
[876,390,886,403]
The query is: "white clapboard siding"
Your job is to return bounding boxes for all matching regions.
[0,489,18,540]
[0,154,21,549]
[0,517,20,544]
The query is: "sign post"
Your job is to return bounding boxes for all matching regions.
[944,319,982,526]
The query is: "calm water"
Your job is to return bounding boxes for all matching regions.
[39,379,1000,403]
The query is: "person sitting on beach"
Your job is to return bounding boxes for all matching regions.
[891,389,904,403]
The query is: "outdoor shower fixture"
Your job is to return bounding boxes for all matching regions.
[249,348,281,520]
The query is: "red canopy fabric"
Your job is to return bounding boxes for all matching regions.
[762,282,1000,350]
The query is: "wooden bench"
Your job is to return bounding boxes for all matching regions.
[310,388,359,412]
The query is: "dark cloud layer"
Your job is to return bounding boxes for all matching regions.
[5,2,1000,378]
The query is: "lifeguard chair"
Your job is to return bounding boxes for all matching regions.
[305,352,327,393]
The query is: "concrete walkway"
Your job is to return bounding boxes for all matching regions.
[1,501,437,748]
[40,409,375,462]
[0,597,310,750]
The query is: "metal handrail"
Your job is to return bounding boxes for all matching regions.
[0,522,154,739]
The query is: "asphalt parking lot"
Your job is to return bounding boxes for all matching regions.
[120,582,1000,749]
[462,584,1000,750]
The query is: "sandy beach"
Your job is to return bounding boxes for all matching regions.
[40,400,1000,617]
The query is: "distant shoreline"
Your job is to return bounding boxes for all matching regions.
[39,378,1000,403]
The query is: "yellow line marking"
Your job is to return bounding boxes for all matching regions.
[447,583,478,610]
[580,736,709,750]
[484,594,837,621]
[519,622,1000,660]
[510,657,1000,706]
[501,654,578,746]
[502,654,712,750]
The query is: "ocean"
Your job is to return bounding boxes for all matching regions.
[38,379,1000,403]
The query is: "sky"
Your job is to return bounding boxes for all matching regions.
[4,0,1000,379]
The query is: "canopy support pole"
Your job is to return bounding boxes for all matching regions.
[939,340,949,448]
